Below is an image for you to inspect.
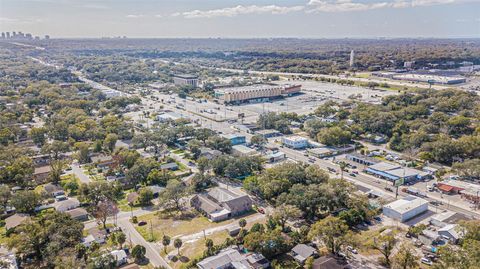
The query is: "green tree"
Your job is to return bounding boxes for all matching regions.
[272,204,302,232]
[308,216,350,254]
[161,179,188,212]
[138,188,154,206]
[30,127,48,146]
[11,190,41,214]
[103,133,118,153]
[371,234,397,267]
[131,245,146,262]
[7,211,83,267]
[317,126,352,146]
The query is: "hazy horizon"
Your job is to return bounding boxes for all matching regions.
[1,0,479,38]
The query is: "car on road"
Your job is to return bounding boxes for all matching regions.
[385,187,393,192]
[349,173,356,177]
[138,221,147,226]
[257,207,265,214]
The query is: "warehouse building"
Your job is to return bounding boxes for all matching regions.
[214,84,301,104]
[383,196,429,222]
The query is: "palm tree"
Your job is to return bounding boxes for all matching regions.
[339,161,347,179]
[174,238,183,256]
[205,238,214,255]
[162,235,171,254]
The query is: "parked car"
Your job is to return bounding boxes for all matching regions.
[421,258,433,266]
[347,246,358,254]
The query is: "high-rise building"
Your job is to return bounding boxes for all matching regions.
[349,50,355,67]
[44,35,50,40]
[1,33,5,39]
[6,32,10,39]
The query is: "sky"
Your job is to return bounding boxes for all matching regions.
[0,0,479,38]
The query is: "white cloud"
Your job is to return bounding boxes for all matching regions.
[155,14,163,18]
[178,5,304,19]
[126,14,144,19]
[307,0,466,12]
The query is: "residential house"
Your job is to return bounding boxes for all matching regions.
[147,185,165,198]
[91,155,117,170]
[313,254,351,269]
[160,162,179,171]
[199,147,222,160]
[111,249,128,266]
[197,247,269,269]
[33,165,51,183]
[54,198,80,212]
[5,213,30,231]
[191,187,252,222]
[44,183,65,197]
[65,208,89,221]
[438,224,463,244]
[82,227,107,247]
[290,244,319,264]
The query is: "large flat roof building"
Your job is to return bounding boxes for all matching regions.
[215,84,301,104]
[383,196,429,222]
[173,74,198,88]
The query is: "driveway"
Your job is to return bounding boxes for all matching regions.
[70,164,91,184]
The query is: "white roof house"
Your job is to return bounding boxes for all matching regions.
[383,196,429,222]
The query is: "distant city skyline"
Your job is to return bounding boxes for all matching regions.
[1,0,479,38]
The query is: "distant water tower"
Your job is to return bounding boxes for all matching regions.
[349,50,355,67]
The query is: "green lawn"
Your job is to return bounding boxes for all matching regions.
[134,212,258,242]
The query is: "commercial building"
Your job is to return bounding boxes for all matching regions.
[364,161,428,184]
[232,145,258,156]
[383,196,429,222]
[214,84,301,104]
[156,111,184,122]
[282,136,308,149]
[391,74,466,85]
[191,187,252,222]
[266,151,286,163]
[436,180,480,204]
[346,153,379,166]
[307,145,355,158]
[173,74,198,88]
[255,129,282,138]
[221,133,246,146]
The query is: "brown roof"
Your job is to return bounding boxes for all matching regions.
[313,255,350,269]
[5,213,30,230]
[34,166,51,175]
[65,208,88,218]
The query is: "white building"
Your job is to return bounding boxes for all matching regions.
[173,74,198,87]
[350,50,355,67]
[282,136,308,149]
[383,196,429,222]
